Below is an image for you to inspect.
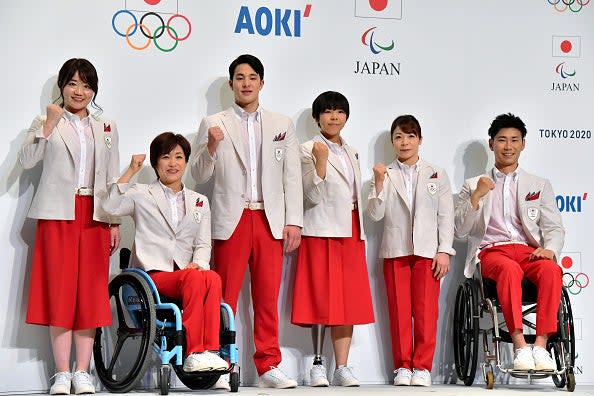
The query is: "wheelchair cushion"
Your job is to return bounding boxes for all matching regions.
[482,278,538,305]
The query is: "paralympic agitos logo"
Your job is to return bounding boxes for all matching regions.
[111,0,192,52]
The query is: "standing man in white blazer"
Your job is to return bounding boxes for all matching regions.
[454,113,564,372]
[367,115,455,387]
[191,54,303,388]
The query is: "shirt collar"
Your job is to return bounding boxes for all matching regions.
[492,166,520,181]
[158,179,185,198]
[232,103,261,122]
[317,133,346,150]
[63,109,90,127]
[396,157,421,171]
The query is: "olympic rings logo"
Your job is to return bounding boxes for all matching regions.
[112,9,191,52]
[563,272,590,295]
[547,0,590,13]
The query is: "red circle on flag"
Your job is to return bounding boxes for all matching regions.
[144,0,161,5]
[560,40,572,53]
[561,256,573,269]
[369,0,388,11]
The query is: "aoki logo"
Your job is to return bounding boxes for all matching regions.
[234,4,312,37]
[556,62,576,78]
[556,193,587,212]
[548,0,590,13]
[111,0,191,52]
[361,27,395,54]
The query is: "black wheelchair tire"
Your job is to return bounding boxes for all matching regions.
[94,271,156,393]
[159,364,171,395]
[453,278,479,386]
[230,368,240,392]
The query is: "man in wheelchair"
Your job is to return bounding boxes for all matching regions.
[103,132,228,374]
[454,113,564,372]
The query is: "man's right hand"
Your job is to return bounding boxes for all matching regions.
[207,126,224,156]
[471,176,495,209]
[43,104,64,138]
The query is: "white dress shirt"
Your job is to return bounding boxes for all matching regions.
[63,110,95,188]
[232,103,263,202]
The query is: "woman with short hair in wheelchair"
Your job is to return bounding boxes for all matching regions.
[20,58,121,395]
[102,132,228,374]
[367,115,455,387]
[455,113,564,372]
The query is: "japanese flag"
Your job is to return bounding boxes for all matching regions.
[125,0,179,14]
[552,36,581,58]
[559,252,582,271]
[355,0,402,19]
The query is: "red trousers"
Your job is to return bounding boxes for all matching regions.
[26,196,111,330]
[213,209,283,375]
[384,256,440,371]
[479,243,562,335]
[150,269,222,354]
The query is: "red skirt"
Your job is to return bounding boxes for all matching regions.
[291,211,375,326]
[26,196,111,330]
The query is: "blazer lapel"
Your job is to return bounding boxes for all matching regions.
[90,116,106,167]
[386,165,411,213]
[149,182,176,233]
[57,118,78,162]
[345,145,360,191]
[516,169,530,223]
[220,109,248,169]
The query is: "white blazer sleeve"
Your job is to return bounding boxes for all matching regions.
[454,180,484,238]
[301,144,325,205]
[538,180,565,259]
[18,116,48,169]
[102,183,136,217]
[366,179,386,222]
[437,170,456,255]
[192,197,212,270]
[283,121,303,227]
[191,117,216,184]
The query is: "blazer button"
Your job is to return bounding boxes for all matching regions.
[242,170,247,175]
[241,194,245,198]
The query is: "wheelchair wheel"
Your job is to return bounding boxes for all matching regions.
[159,365,171,395]
[453,278,480,386]
[550,287,576,389]
[566,368,576,392]
[94,271,156,393]
[485,370,494,390]
[230,367,240,392]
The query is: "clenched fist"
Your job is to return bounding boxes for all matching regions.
[129,154,146,174]
[470,176,495,209]
[373,163,387,182]
[312,141,329,163]
[207,126,224,156]
[43,104,65,138]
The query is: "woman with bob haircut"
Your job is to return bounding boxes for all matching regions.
[366,115,455,387]
[19,58,121,394]
[103,132,228,378]
[292,91,374,387]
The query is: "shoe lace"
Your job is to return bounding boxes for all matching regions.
[394,368,411,376]
[51,372,71,385]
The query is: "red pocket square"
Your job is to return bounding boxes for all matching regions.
[430,172,438,179]
[525,191,540,201]
[273,132,286,141]
[104,123,111,132]
[195,198,204,207]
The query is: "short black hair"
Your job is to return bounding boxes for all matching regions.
[311,91,350,126]
[150,132,191,177]
[228,54,264,80]
[390,115,422,140]
[488,113,527,139]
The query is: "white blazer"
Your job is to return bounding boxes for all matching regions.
[102,181,211,271]
[366,160,455,259]
[301,137,365,239]
[191,107,303,240]
[19,114,120,223]
[454,168,565,278]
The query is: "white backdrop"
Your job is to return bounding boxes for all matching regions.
[1,0,592,393]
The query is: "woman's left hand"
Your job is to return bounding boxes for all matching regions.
[109,225,121,255]
[431,252,450,280]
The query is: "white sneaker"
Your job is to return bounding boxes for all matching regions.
[71,371,95,394]
[204,351,229,370]
[183,352,212,372]
[393,367,412,386]
[410,369,431,387]
[513,346,535,370]
[258,367,298,388]
[332,366,360,387]
[533,346,556,371]
[50,371,72,395]
[212,374,231,390]
[310,364,329,387]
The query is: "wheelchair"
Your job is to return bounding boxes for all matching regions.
[93,248,240,394]
[453,262,576,391]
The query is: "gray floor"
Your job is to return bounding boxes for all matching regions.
[5,384,594,396]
